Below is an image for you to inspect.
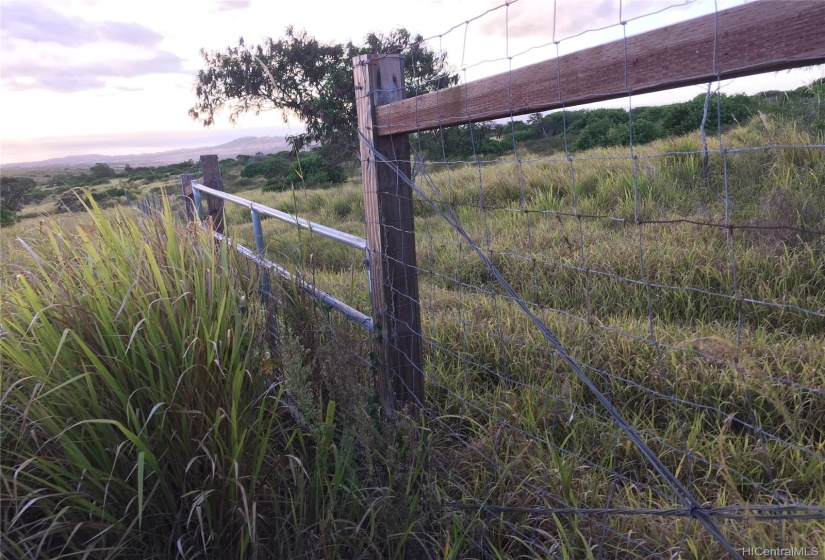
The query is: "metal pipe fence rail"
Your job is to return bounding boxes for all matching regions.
[181,171,374,331]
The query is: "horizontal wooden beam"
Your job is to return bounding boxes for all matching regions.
[375,0,825,136]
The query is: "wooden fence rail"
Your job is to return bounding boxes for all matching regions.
[374,0,825,135]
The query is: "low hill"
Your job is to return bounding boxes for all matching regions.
[2,135,290,170]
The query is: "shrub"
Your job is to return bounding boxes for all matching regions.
[56,188,106,212]
[245,151,346,189]
[292,151,345,185]
[262,178,288,192]
[0,204,17,227]
[105,186,127,197]
[241,152,291,178]
[0,176,36,211]
[90,162,116,178]
[21,187,52,205]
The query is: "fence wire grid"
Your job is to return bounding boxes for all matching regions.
[354,0,825,558]
[137,1,825,557]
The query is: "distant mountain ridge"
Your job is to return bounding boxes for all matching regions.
[2,136,290,170]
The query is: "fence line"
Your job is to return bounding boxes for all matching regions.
[137,1,825,557]
[362,131,739,555]
[349,0,824,558]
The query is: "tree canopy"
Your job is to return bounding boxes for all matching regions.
[0,176,36,212]
[189,28,457,160]
[89,163,116,179]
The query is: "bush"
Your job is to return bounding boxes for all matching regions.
[122,161,196,183]
[241,152,291,179]
[56,188,109,212]
[292,151,345,185]
[262,178,288,192]
[659,92,755,136]
[413,123,513,160]
[105,187,127,198]
[21,187,52,205]
[0,204,17,227]
[90,162,116,178]
[245,150,346,190]
[0,176,36,211]
[575,118,616,151]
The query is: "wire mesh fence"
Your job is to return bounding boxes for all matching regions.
[351,1,825,557]
[132,1,825,557]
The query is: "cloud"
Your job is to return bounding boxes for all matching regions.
[0,2,163,47]
[4,76,106,92]
[2,51,186,92]
[215,0,252,11]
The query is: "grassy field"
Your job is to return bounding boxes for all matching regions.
[2,111,823,558]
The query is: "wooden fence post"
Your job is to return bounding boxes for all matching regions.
[199,155,225,234]
[353,54,424,417]
[180,173,195,221]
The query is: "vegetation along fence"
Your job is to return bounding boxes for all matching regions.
[161,1,824,557]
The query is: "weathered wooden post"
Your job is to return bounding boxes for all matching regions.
[353,54,424,417]
[199,155,225,234]
[179,173,195,221]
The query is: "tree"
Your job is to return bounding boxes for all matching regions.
[0,205,17,228]
[90,163,116,179]
[575,118,614,151]
[527,113,548,138]
[189,28,457,160]
[630,117,659,145]
[0,176,36,212]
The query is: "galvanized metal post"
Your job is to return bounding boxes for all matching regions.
[251,209,279,351]
[192,189,205,220]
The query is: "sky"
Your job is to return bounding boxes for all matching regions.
[1,0,822,165]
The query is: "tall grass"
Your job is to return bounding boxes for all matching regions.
[0,197,431,558]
